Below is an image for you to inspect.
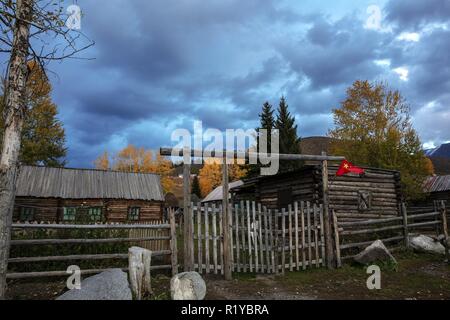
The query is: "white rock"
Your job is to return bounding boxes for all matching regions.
[409,235,445,255]
[57,269,132,300]
[354,240,397,265]
[170,271,206,300]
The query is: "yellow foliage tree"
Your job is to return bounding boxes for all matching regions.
[94,145,174,193]
[198,158,247,197]
[329,80,434,200]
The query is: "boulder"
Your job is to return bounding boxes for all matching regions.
[354,240,397,265]
[57,268,132,300]
[170,271,206,300]
[409,235,446,255]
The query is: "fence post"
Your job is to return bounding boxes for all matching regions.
[222,161,232,280]
[440,201,449,263]
[321,152,334,269]
[401,202,409,248]
[183,161,193,271]
[169,208,178,276]
[331,210,341,268]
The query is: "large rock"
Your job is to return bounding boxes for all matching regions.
[354,240,397,265]
[57,269,132,300]
[170,271,206,300]
[409,235,446,255]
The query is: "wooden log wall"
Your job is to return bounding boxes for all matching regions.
[13,197,164,222]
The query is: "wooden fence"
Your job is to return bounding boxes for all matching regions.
[189,200,325,274]
[7,210,178,279]
[335,201,449,265]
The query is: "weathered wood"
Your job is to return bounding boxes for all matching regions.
[294,202,300,271]
[402,202,409,248]
[128,246,152,300]
[212,204,218,274]
[440,201,450,263]
[321,152,333,269]
[319,204,326,267]
[240,201,247,273]
[169,208,178,275]
[204,202,210,274]
[263,206,270,273]
[219,204,225,275]
[288,205,293,271]
[274,209,279,274]
[341,224,404,236]
[268,209,275,273]
[339,216,403,227]
[234,204,240,272]
[300,201,306,270]
[331,210,341,268]
[252,201,259,273]
[258,203,264,273]
[12,223,170,230]
[221,163,232,280]
[339,235,404,250]
[313,205,320,268]
[246,201,253,272]
[306,202,312,268]
[11,236,170,246]
[196,205,202,274]
[183,163,192,271]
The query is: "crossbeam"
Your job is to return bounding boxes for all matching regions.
[159,148,345,162]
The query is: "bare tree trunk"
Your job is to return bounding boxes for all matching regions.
[0,0,33,299]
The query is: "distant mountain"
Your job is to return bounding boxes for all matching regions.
[425,142,450,158]
[425,143,450,175]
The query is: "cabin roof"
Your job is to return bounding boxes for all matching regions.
[424,175,450,193]
[201,180,244,203]
[15,165,164,201]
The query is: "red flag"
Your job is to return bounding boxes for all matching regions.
[336,160,365,176]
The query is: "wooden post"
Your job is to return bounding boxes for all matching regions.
[332,210,341,268]
[321,151,333,269]
[183,162,193,271]
[401,202,409,249]
[169,208,178,276]
[440,201,449,263]
[222,161,232,280]
[128,246,152,300]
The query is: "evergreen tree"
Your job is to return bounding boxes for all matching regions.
[276,96,302,172]
[245,101,275,178]
[0,61,66,166]
[191,174,202,198]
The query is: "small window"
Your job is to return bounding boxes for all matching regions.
[20,207,35,221]
[63,207,77,221]
[89,207,103,222]
[128,207,140,221]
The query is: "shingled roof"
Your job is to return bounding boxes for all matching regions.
[15,166,164,201]
[424,175,450,193]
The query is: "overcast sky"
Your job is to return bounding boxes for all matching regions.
[2,0,450,167]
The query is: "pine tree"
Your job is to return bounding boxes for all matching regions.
[276,96,302,172]
[191,175,202,198]
[245,101,275,178]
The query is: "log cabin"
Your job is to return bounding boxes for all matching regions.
[232,165,403,222]
[13,166,165,223]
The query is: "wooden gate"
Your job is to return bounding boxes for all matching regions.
[190,200,326,274]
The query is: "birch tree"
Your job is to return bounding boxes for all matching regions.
[0,0,93,298]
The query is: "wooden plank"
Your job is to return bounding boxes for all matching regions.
[332,210,341,268]
[169,208,178,275]
[190,203,195,269]
[241,201,247,273]
[281,208,286,274]
[294,202,300,271]
[288,204,293,272]
[12,223,170,230]
[228,202,233,273]
[268,209,275,273]
[258,203,264,273]
[234,204,241,273]
[252,201,259,273]
[183,162,192,272]
[321,152,333,269]
[246,200,253,272]
[319,204,326,267]
[313,204,320,268]
[197,205,203,274]
[300,201,306,270]
[339,235,404,250]
[339,216,403,227]
[263,206,270,273]
[219,204,224,275]
[204,202,210,274]
[274,209,279,274]
[212,204,218,274]
[221,162,232,280]
[10,236,171,245]
[306,202,312,268]
[401,202,409,248]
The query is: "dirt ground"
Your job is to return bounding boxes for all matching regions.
[6,251,450,300]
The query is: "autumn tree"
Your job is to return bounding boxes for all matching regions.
[329,80,433,200]
[94,145,175,193]
[0,61,66,166]
[198,159,247,197]
[276,96,302,172]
